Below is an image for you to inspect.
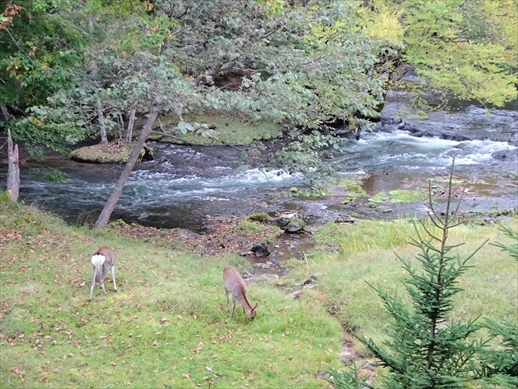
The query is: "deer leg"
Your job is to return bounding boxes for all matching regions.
[231,296,236,317]
[224,288,230,311]
[90,266,97,300]
[100,278,107,294]
[111,266,117,292]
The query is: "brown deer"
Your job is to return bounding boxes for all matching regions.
[90,247,117,299]
[223,266,258,320]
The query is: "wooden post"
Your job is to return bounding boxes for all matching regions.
[6,128,20,202]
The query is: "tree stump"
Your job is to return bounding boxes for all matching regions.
[6,128,20,201]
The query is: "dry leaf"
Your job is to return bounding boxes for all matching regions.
[182,373,190,379]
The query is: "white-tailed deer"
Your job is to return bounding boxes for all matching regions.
[223,266,258,320]
[90,246,117,299]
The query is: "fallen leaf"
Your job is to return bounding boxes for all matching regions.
[182,373,190,379]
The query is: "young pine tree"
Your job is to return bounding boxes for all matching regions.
[359,159,489,388]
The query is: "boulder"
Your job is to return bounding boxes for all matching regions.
[70,141,153,164]
[282,217,305,232]
[251,242,270,257]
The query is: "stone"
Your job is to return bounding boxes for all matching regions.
[251,242,270,257]
[283,217,305,232]
[338,348,356,365]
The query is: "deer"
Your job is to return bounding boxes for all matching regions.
[223,266,258,320]
[90,246,117,299]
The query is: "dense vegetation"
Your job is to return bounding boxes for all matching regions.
[1,0,517,159]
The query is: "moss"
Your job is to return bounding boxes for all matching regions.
[369,191,389,203]
[238,221,262,233]
[248,213,270,222]
[389,189,426,203]
[156,111,282,146]
[70,142,148,164]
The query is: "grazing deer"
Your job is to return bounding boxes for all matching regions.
[90,247,117,299]
[223,266,258,320]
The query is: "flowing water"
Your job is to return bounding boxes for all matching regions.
[2,93,517,230]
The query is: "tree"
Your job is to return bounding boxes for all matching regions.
[357,0,518,110]
[0,1,83,109]
[360,160,488,388]
[23,1,390,189]
[95,106,158,228]
[87,51,209,228]
[328,159,518,388]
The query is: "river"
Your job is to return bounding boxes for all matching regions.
[1,92,517,230]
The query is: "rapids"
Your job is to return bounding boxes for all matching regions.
[1,93,517,230]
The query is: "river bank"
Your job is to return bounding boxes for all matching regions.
[1,93,517,236]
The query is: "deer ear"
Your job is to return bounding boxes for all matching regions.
[252,302,258,311]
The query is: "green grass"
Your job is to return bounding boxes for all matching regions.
[0,203,340,388]
[285,217,518,356]
[153,111,282,146]
[388,189,426,202]
[1,202,516,388]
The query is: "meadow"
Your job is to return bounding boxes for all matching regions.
[1,200,516,388]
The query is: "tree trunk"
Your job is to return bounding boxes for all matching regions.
[94,106,159,229]
[6,128,20,202]
[0,105,9,122]
[96,95,108,143]
[126,108,136,142]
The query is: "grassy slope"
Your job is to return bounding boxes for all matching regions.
[284,218,518,355]
[0,203,340,389]
[1,202,516,388]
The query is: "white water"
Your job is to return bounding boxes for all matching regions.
[3,97,517,229]
[335,130,516,172]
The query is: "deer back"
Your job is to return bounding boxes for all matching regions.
[93,246,116,267]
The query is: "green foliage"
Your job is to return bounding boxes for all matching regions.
[327,364,371,389]
[41,167,68,183]
[356,0,518,109]
[350,160,516,387]
[490,223,518,261]
[0,1,83,107]
[5,0,391,183]
[479,318,518,386]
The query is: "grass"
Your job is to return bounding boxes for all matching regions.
[0,203,340,389]
[1,201,516,388]
[285,216,518,355]
[153,111,282,146]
